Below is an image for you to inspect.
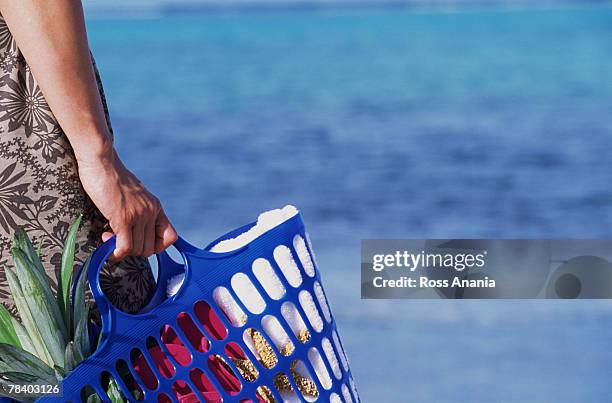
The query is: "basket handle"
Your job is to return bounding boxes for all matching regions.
[85,235,195,322]
[84,235,246,325]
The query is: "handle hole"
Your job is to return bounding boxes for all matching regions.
[147,244,184,281]
[164,245,184,265]
[99,257,156,314]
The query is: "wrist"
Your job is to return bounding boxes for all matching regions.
[72,131,115,166]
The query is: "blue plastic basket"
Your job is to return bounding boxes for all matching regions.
[37,212,359,403]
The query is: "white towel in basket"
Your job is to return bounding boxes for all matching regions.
[166,205,298,298]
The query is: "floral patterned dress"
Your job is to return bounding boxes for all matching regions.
[0,15,155,316]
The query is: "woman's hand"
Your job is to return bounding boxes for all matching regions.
[77,145,178,260]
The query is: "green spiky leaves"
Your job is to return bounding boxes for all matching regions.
[0,217,98,400]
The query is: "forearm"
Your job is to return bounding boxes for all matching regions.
[0,0,112,161]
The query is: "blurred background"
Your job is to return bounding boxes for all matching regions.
[83,1,612,401]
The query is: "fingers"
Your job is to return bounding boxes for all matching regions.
[142,219,156,258]
[106,208,175,260]
[112,224,132,261]
[103,192,173,260]
[155,209,178,254]
[131,218,146,257]
[143,197,162,257]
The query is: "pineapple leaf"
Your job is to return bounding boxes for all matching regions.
[4,266,53,365]
[107,377,124,403]
[58,216,82,329]
[13,228,45,276]
[10,249,66,367]
[0,360,10,373]
[10,240,68,343]
[63,342,81,372]
[0,303,19,348]
[0,370,41,383]
[11,317,36,356]
[73,256,91,339]
[74,304,90,360]
[86,393,103,403]
[64,270,74,338]
[0,343,55,382]
[53,365,67,379]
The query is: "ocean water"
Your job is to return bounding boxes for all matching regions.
[87,5,612,402]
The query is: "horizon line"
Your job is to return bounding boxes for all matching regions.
[84,0,612,16]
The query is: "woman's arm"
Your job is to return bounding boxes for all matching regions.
[0,0,177,259]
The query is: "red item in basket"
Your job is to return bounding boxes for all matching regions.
[132,314,266,402]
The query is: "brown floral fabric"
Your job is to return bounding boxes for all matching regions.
[0,14,155,316]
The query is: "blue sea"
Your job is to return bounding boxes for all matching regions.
[87,5,612,402]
